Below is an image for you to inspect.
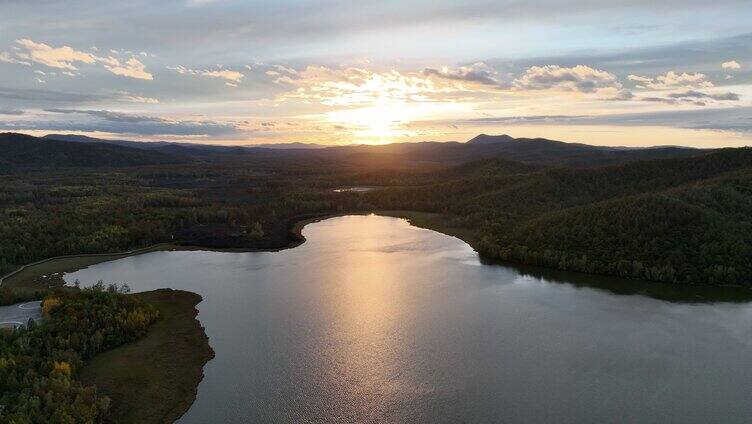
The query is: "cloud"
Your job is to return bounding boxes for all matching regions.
[274,63,631,108]
[608,90,635,101]
[262,64,300,79]
[421,63,627,96]
[460,106,752,133]
[637,90,739,107]
[272,65,297,75]
[627,71,713,89]
[168,65,193,74]
[103,57,153,80]
[0,87,101,104]
[512,65,621,93]
[640,96,706,106]
[423,62,508,87]
[0,87,160,109]
[115,92,159,104]
[3,39,153,80]
[625,75,652,85]
[28,108,243,136]
[14,39,97,70]
[202,69,244,83]
[273,66,456,106]
[271,61,750,118]
[0,51,31,66]
[168,65,244,83]
[722,60,741,70]
[0,108,24,115]
[667,90,739,101]
[621,70,739,105]
[464,114,589,125]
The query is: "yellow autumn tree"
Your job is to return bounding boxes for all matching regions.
[42,297,63,317]
[51,361,72,378]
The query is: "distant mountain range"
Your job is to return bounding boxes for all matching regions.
[0,132,709,172]
[317,134,706,168]
[0,133,186,171]
[43,134,327,151]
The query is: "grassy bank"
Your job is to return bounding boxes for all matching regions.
[1,243,180,290]
[79,289,214,424]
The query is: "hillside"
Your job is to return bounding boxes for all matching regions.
[0,133,187,171]
[43,133,171,149]
[365,148,752,285]
[316,135,705,168]
[489,171,752,285]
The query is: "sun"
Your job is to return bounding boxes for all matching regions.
[324,98,413,144]
[318,69,471,144]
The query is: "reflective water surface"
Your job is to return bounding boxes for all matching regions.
[66,215,752,423]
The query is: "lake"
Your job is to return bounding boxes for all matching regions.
[65,215,752,423]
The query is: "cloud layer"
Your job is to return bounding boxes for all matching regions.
[0,1,750,146]
[1,39,153,80]
[461,107,752,133]
[0,109,243,136]
[168,66,245,87]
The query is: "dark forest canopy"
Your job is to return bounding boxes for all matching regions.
[0,133,187,172]
[0,133,750,286]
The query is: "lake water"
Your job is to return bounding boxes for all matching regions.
[65,215,752,423]
[333,186,375,193]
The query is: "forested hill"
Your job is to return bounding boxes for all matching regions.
[366,148,752,286]
[0,133,187,171]
[319,135,707,168]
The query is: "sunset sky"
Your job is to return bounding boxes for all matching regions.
[1,0,751,147]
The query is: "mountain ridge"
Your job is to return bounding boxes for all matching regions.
[0,133,187,171]
[4,132,712,170]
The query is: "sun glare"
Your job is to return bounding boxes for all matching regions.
[324,83,469,144]
[315,70,442,144]
[327,100,417,144]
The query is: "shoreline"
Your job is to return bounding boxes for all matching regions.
[3,210,749,292]
[0,243,181,289]
[0,211,423,289]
